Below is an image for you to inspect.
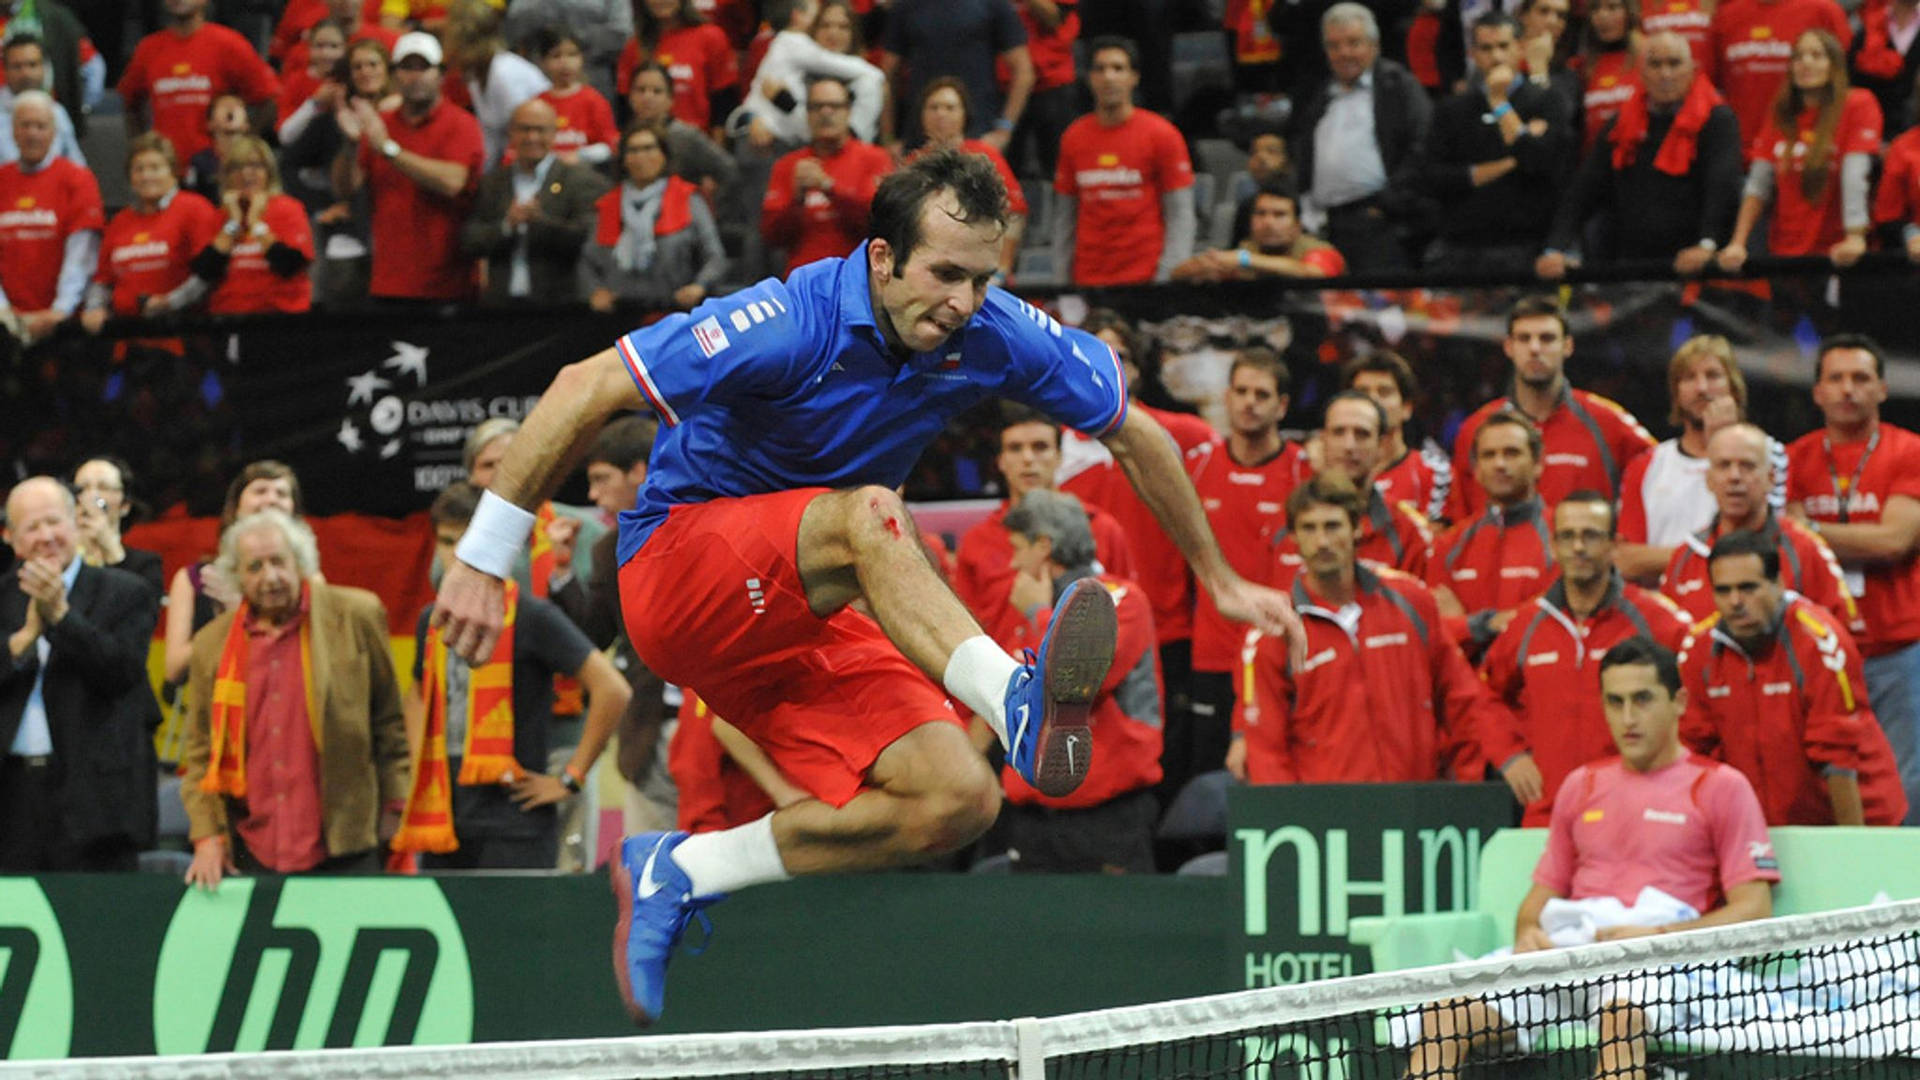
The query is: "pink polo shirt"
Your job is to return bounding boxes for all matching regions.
[1534,751,1779,915]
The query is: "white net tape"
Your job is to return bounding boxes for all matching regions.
[4,897,1918,1079]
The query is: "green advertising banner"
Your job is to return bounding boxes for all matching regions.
[1229,783,1516,989]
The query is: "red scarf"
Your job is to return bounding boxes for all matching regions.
[1855,0,1909,80]
[594,175,696,247]
[1610,72,1722,174]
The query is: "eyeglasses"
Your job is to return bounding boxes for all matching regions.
[807,100,849,113]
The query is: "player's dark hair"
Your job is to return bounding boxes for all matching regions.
[1554,488,1616,536]
[1341,350,1417,401]
[1473,409,1543,462]
[1599,635,1682,696]
[1230,347,1291,396]
[1286,471,1366,526]
[1087,35,1141,71]
[1708,528,1781,580]
[1251,176,1302,215]
[1323,389,1387,437]
[869,148,1010,273]
[1816,332,1887,380]
[587,415,658,471]
[431,481,482,528]
[1507,294,1570,337]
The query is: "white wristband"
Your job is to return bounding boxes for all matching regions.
[455,490,536,579]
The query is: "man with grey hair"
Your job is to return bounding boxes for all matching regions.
[980,489,1163,873]
[0,39,85,166]
[180,509,408,889]
[0,88,101,343]
[464,417,607,605]
[1287,2,1430,272]
[0,476,158,872]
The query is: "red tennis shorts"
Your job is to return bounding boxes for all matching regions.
[619,488,963,808]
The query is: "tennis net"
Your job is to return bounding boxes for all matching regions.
[7,897,1917,1080]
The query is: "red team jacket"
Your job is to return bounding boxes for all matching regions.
[1427,496,1555,645]
[1678,598,1908,826]
[1060,406,1219,644]
[952,501,1136,626]
[1480,573,1695,824]
[1659,512,1860,632]
[992,574,1165,810]
[1235,565,1490,784]
[1187,440,1309,671]
[1270,488,1434,588]
[1446,387,1656,521]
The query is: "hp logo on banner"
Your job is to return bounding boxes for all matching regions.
[0,880,73,1060]
[153,878,473,1054]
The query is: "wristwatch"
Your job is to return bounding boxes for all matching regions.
[381,138,401,160]
[559,769,582,794]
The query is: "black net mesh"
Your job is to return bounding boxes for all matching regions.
[1048,931,1920,1080]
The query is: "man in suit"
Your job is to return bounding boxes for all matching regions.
[1289,3,1432,273]
[459,97,607,305]
[180,510,408,888]
[0,476,160,872]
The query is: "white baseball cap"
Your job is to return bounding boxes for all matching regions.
[392,31,443,67]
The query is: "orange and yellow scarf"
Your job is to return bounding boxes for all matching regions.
[200,586,318,799]
[392,580,521,854]
[530,502,585,716]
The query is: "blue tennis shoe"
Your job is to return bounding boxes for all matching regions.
[1003,577,1118,797]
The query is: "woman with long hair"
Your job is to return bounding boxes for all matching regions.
[1575,0,1642,154]
[305,37,397,305]
[617,0,740,133]
[1719,28,1883,269]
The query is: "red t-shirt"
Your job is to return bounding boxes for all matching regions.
[760,139,894,274]
[1873,126,1920,227]
[1054,108,1194,286]
[1581,49,1640,156]
[1186,440,1306,671]
[209,194,314,314]
[95,190,221,315]
[616,25,740,129]
[1708,0,1852,155]
[1011,0,1080,91]
[1785,423,1920,653]
[1751,88,1882,256]
[542,84,619,161]
[1534,753,1780,913]
[119,23,281,165]
[0,158,104,312]
[358,100,485,300]
[1641,0,1716,66]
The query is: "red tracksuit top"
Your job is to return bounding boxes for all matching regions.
[1234,564,1490,784]
[1480,572,1695,824]
[1678,597,1908,826]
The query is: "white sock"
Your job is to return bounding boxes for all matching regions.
[669,814,790,898]
[942,634,1022,747]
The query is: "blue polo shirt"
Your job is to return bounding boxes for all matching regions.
[613,244,1129,563]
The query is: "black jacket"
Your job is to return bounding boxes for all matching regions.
[1291,58,1434,220]
[1419,79,1575,247]
[1545,103,1743,259]
[0,564,161,848]
[459,157,610,305]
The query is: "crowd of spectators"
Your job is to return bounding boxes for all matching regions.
[0,0,1913,330]
[5,0,1920,888]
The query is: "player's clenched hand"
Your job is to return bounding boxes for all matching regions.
[1212,575,1308,670]
[433,560,507,664]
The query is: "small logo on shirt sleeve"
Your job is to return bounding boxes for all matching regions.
[1749,840,1778,870]
[691,315,730,358]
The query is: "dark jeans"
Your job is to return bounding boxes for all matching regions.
[1010,83,1078,180]
[0,756,140,872]
[1004,788,1159,873]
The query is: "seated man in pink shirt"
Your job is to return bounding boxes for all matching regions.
[1405,636,1779,1080]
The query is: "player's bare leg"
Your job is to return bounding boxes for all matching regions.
[768,721,1000,874]
[1404,997,1512,1080]
[1593,1000,1649,1080]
